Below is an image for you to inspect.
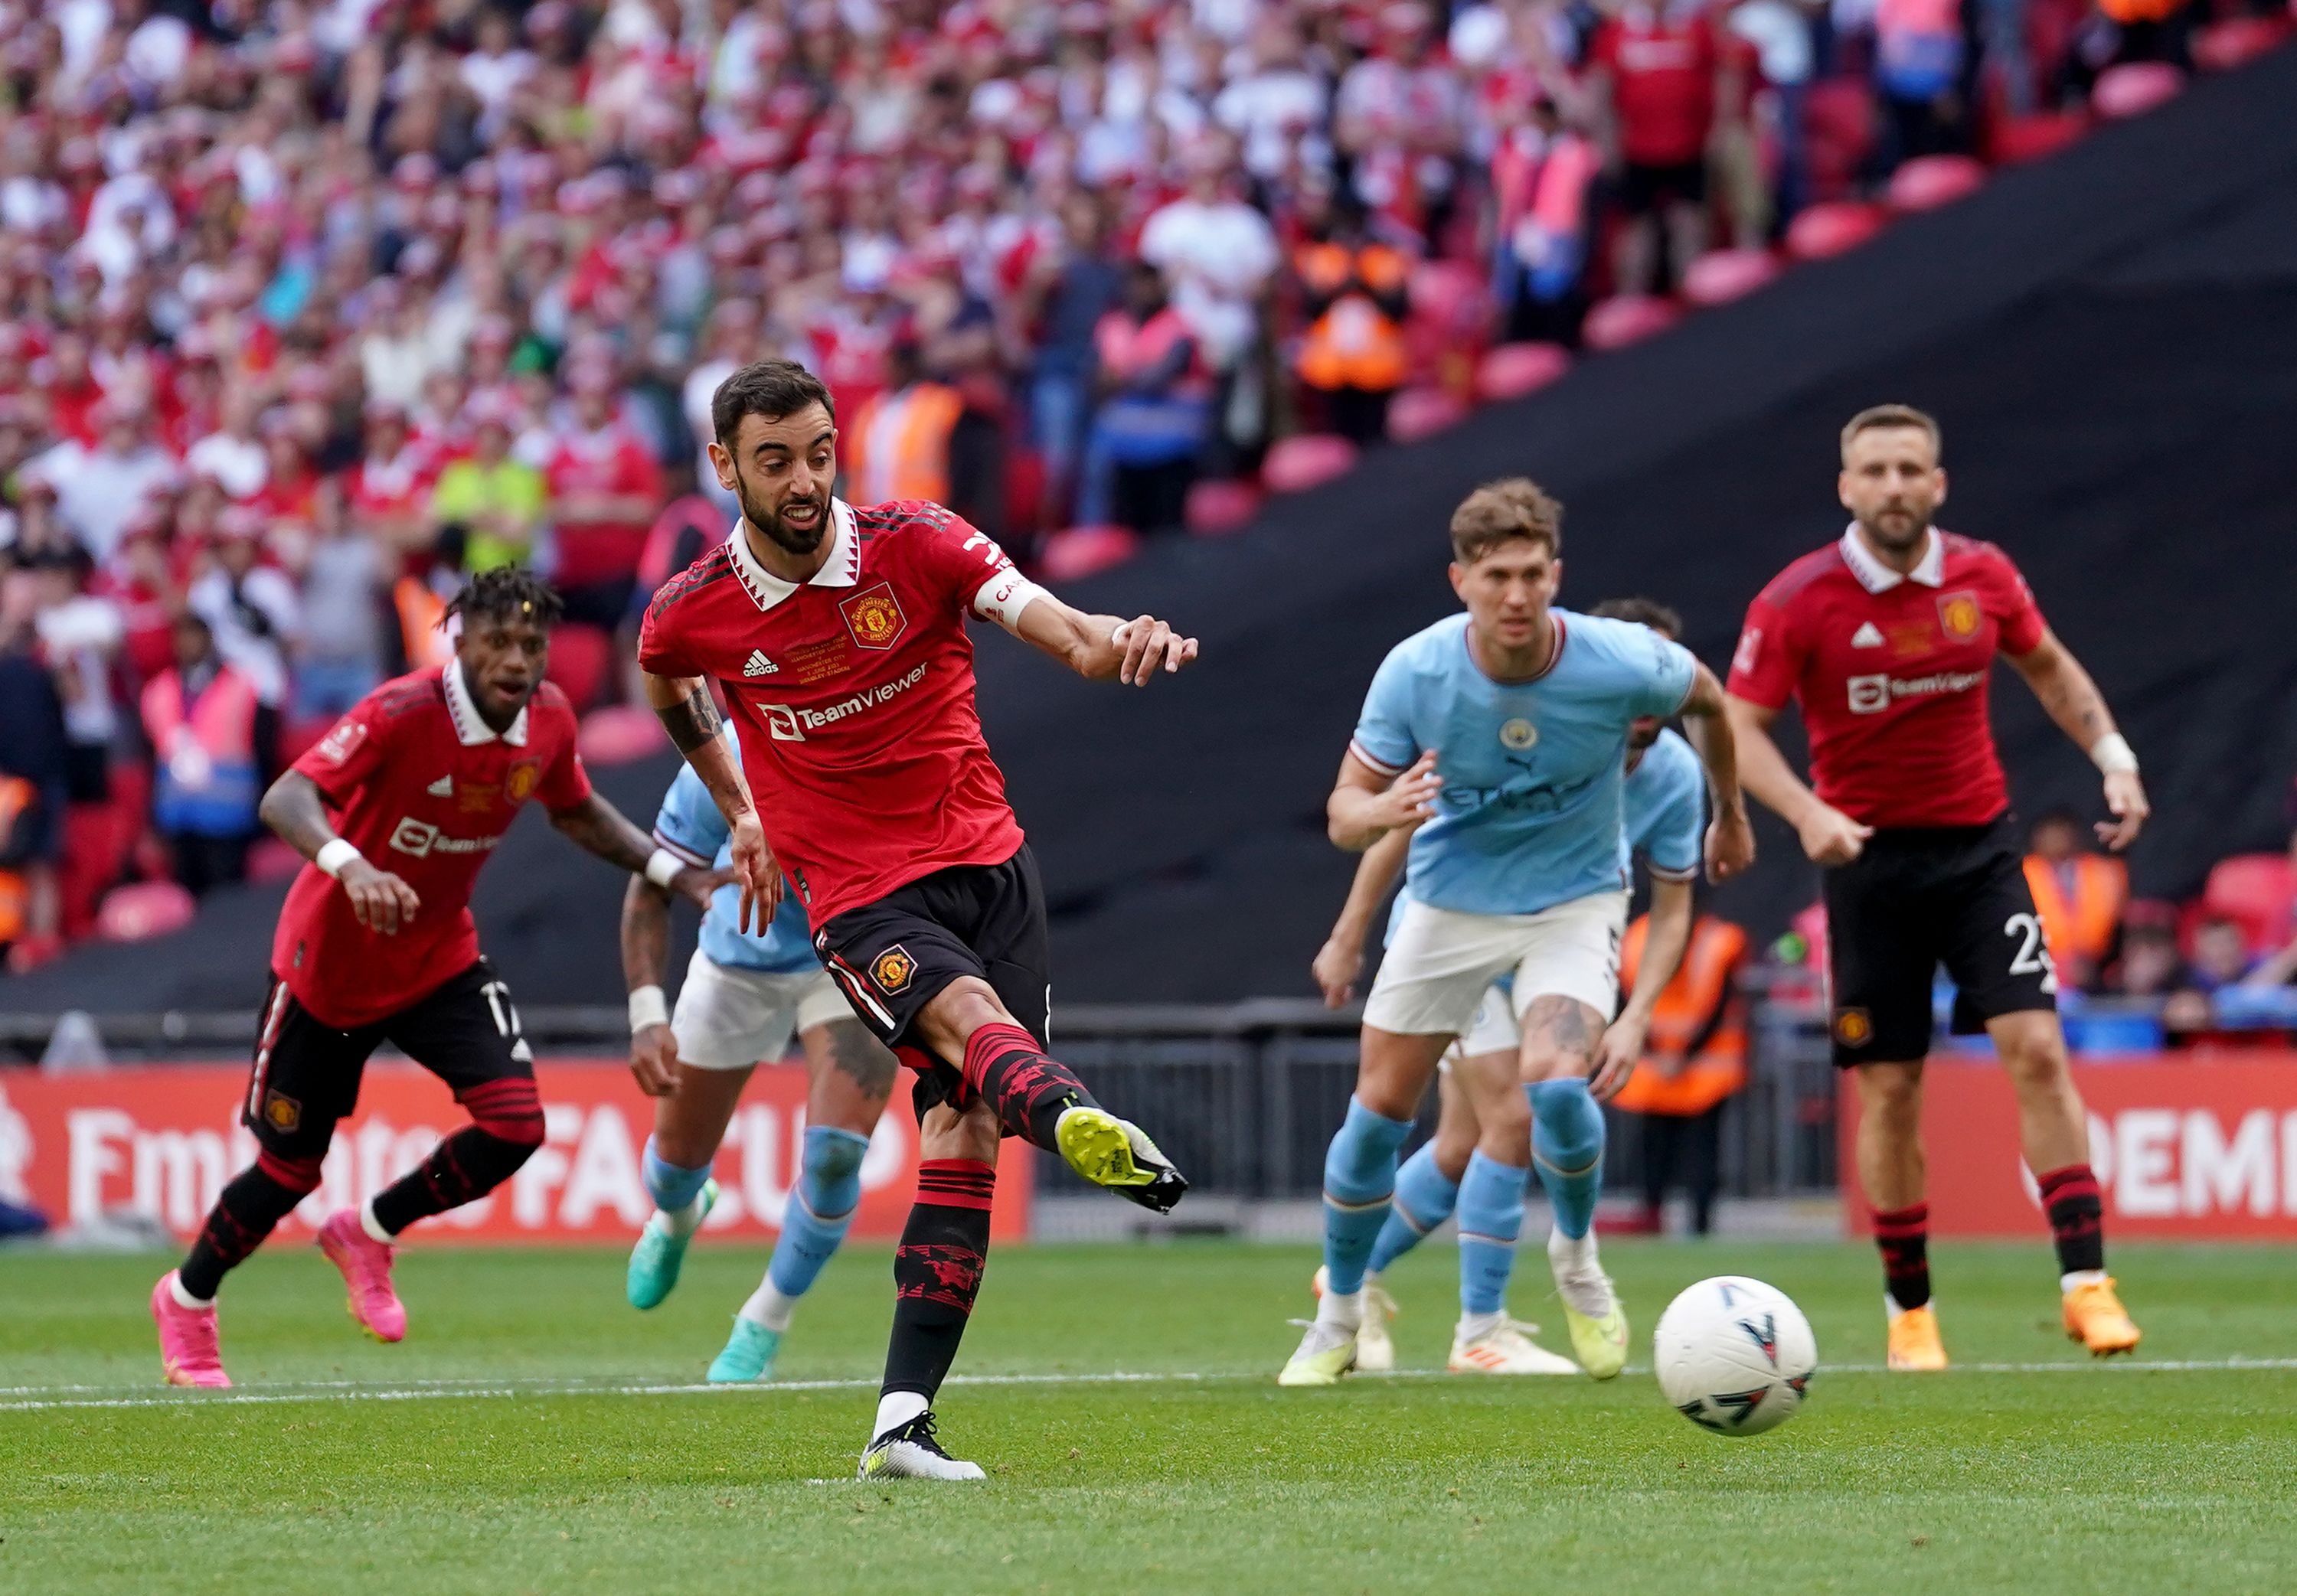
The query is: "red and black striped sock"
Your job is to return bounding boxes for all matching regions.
[369,1079,546,1235]
[1873,1201,1932,1310]
[180,1150,324,1299]
[960,1021,1099,1150]
[881,1160,996,1404]
[2036,1164,2106,1276]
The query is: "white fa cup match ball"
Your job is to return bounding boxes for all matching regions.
[1652,1275,1818,1437]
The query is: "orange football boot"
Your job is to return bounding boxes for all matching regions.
[1887,1304,1949,1370]
[2063,1276,2142,1356]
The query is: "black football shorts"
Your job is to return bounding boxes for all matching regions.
[1822,815,2058,1067]
[242,958,534,1159]
[815,844,1051,1120]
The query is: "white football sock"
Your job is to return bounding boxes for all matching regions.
[872,1390,928,1442]
[169,1274,213,1310]
[359,1199,395,1245]
[1315,1286,1365,1331]
[655,1189,709,1240]
[1456,1309,1504,1342]
[2061,1269,2108,1294]
[740,1278,797,1333]
[1548,1228,1611,1315]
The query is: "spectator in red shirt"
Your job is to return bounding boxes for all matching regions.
[542,356,665,628]
[1587,0,1746,294]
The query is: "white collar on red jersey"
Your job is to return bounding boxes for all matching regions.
[443,660,530,747]
[726,498,859,611]
[1839,522,1944,592]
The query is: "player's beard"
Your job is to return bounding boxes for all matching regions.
[735,472,830,557]
[1858,502,1932,554]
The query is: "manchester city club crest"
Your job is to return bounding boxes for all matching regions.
[1499,717,1538,751]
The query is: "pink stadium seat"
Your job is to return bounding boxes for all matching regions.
[1038,524,1142,582]
[247,837,304,883]
[1473,341,1570,402]
[578,704,670,766]
[1785,201,1887,262]
[2193,15,2290,73]
[1260,433,1359,494]
[1988,110,2086,165]
[1580,295,1681,351]
[1887,154,1987,213]
[98,880,197,943]
[2201,853,2297,952]
[2091,62,2183,121]
[544,623,614,713]
[1184,478,1262,537]
[1386,385,1469,444]
[1680,248,1781,308]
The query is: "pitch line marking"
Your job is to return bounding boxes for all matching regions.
[7,1358,2297,1412]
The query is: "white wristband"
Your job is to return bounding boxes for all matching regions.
[643,847,685,889]
[629,985,669,1033]
[2089,733,2139,775]
[315,838,362,879]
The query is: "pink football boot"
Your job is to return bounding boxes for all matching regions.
[151,1271,231,1388]
[317,1209,409,1343]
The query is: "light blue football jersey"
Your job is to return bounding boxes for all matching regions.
[1624,726,1705,883]
[1350,609,1697,919]
[652,728,821,976]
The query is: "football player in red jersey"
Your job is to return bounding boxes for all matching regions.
[151,569,718,1389]
[639,359,1197,1480]
[1724,405,2152,1370]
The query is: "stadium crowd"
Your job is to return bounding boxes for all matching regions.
[0,0,2289,974]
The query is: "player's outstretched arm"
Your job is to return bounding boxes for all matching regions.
[1590,876,1695,1099]
[2005,629,2150,851]
[619,874,681,1098]
[258,769,423,935]
[547,791,717,910]
[1720,692,1873,866]
[1313,825,1414,1007]
[1327,748,1443,853]
[642,669,780,931]
[1005,591,1199,685]
[1676,664,1755,882]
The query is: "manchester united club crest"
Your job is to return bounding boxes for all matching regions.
[1937,591,1983,641]
[505,760,541,802]
[1833,1007,1874,1047]
[262,1091,302,1132]
[871,945,917,994]
[841,583,907,650]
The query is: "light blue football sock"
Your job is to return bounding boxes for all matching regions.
[1456,1151,1529,1316]
[765,1125,872,1301]
[1367,1144,1462,1275]
[1322,1098,1415,1297]
[1528,1078,1606,1241]
[642,1137,712,1216]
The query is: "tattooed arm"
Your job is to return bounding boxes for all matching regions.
[2005,630,2149,851]
[549,791,716,909]
[642,670,781,930]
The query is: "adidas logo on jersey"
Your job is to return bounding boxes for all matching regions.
[1851,622,1885,648]
[426,775,454,797]
[743,651,778,677]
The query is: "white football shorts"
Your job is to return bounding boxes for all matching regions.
[670,949,854,1071]
[1364,891,1629,1041]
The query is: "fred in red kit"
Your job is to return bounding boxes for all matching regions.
[639,359,1197,1481]
[1724,405,2152,1369]
[152,570,717,1389]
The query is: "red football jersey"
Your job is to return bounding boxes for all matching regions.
[637,498,1031,929]
[1727,527,2047,829]
[273,664,592,1028]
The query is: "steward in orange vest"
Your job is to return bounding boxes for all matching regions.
[1612,913,1751,1118]
[1292,206,1413,445]
[2021,811,2126,987]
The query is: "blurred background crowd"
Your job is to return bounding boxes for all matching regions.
[1,0,2291,1007]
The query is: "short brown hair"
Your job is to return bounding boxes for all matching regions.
[1590,596,1682,640]
[713,358,835,446]
[1449,478,1562,565]
[1840,403,1942,462]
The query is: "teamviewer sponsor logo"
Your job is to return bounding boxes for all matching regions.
[1847,670,1986,714]
[388,818,506,858]
[759,661,930,741]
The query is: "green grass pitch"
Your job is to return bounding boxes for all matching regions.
[6,1238,2297,1594]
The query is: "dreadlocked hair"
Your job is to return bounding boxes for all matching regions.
[443,566,564,632]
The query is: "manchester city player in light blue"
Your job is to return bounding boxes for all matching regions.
[1309,598,1707,1377]
[1280,482,1754,1387]
[622,724,900,1382]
